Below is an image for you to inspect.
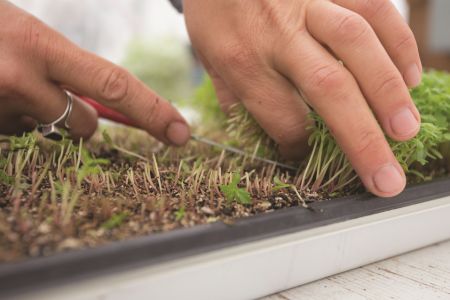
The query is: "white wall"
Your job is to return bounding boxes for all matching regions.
[10,0,188,64]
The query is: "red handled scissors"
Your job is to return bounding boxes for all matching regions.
[80,96,297,171]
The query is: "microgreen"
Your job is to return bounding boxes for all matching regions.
[220,172,251,205]
[76,149,109,186]
[101,212,128,230]
[175,207,186,221]
[273,177,291,191]
[225,71,450,192]
[9,133,37,151]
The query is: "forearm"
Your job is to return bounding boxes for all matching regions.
[168,0,183,13]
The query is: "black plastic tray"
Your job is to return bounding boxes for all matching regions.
[1,177,450,297]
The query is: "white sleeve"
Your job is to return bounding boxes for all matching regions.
[168,0,183,13]
[391,0,409,21]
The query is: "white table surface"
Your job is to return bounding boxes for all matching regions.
[264,240,450,300]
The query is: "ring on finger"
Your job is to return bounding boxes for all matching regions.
[37,90,74,141]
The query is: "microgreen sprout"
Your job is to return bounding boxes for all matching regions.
[220,172,252,205]
[101,212,129,230]
[175,207,186,221]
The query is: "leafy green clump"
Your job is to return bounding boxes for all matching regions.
[301,71,450,191]
[201,71,450,193]
[220,173,251,205]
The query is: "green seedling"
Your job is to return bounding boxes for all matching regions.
[76,149,110,186]
[175,207,186,221]
[220,172,251,205]
[273,177,292,191]
[101,212,129,230]
[273,176,308,208]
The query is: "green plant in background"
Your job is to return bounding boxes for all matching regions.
[121,38,193,102]
[189,75,226,126]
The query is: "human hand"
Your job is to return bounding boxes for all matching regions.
[184,0,422,197]
[0,1,190,145]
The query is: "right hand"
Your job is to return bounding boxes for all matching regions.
[184,0,422,197]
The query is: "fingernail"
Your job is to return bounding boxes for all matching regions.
[391,108,420,138]
[373,164,405,195]
[404,64,422,88]
[166,122,190,146]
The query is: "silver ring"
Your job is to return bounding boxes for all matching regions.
[37,90,74,141]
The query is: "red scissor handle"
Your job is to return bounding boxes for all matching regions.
[80,96,136,127]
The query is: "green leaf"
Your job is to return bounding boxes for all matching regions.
[273,177,291,191]
[231,172,242,186]
[220,173,251,205]
[101,213,128,230]
[235,188,251,205]
[175,207,185,221]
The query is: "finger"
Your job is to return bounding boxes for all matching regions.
[21,81,98,141]
[274,32,406,197]
[80,96,135,127]
[0,114,36,136]
[306,1,420,142]
[197,52,239,113]
[209,48,312,159]
[332,0,422,87]
[43,38,190,146]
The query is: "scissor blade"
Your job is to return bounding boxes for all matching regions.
[190,135,298,171]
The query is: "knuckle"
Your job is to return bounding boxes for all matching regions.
[307,64,347,93]
[392,32,417,55]
[333,13,370,45]
[351,128,385,158]
[357,0,389,19]
[260,0,288,30]
[97,67,130,104]
[219,44,260,76]
[373,72,405,97]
